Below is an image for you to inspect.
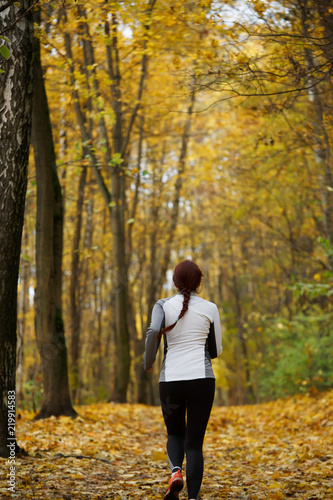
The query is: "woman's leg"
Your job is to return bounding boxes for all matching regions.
[185,378,215,499]
[159,381,186,471]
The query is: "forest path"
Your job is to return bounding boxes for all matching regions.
[1,391,332,499]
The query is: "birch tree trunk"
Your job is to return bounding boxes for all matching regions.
[0,0,33,457]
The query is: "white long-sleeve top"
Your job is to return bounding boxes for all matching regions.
[143,293,222,382]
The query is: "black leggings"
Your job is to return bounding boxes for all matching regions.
[159,378,215,499]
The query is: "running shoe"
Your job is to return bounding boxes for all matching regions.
[164,469,184,499]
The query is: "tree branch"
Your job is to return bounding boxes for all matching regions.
[0,0,15,14]
[60,7,112,208]
[0,0,38,36]
[121,0,156,157]
[161,87,196,278]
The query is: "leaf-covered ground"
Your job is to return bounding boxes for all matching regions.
[1,391,333,499]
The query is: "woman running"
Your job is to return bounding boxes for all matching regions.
[143,259,223,500]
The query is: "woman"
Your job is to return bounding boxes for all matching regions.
[143,260,222,500]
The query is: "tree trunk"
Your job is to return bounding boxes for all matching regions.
[137,170,162,403]
[69,164,87,403]
[61,1,156,402]
[17,228,30,404]
[300,3,333,268]
[315,0,333,73]
[110,169,131,402]
[138,91,196,403]
[228,230,256,404]
[104,13,131,402]
[31,10,76,419]
[0,0,33,458]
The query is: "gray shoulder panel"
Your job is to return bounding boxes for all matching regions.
[143,296,174,371]
[204,341,215,379]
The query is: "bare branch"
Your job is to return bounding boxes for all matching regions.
[0,0,15,14]
[0,0,38,36]
[121,0,156,157]
[60,7,112,208]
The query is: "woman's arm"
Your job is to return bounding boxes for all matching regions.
[207,304,223,359]
[143,300,165,371]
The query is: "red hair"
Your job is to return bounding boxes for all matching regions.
[159,260,203,337]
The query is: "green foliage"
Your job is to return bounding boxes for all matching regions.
[290,238,333,299]
[0,44,10,60]
[258,313,333,400]
[259,240,333,400]
[318,237,333,259]
[0,38,10,73]
[109,153,124,167]
[22,379,43,411]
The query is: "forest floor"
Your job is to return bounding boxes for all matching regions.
[0,390,332,500]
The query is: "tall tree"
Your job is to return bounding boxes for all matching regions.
[31,9,77,419]
[0,0,33,457]
[299,0,333,267]
[60,0,156,402]
[69,163,87,402]
[137,88,196,403]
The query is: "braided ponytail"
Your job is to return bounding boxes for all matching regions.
[159,260,203,338]
[177,288,191,321]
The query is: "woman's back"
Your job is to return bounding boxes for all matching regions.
[160,293,222,382]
